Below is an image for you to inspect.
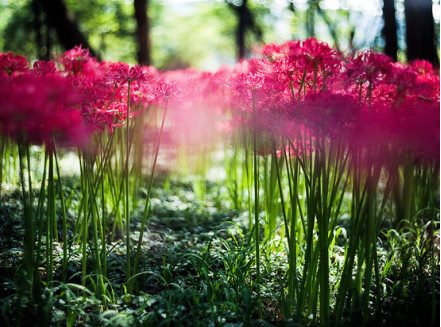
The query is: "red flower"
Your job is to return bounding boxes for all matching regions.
[33,60,57,75]
[296,91,360,137]
[0,73,88,147]
[0,52,29,76]
[106,63,148,85]
[346,51,392,85]
[62,45,95,75]
[411,59,435,75]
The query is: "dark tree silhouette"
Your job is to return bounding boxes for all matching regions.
[227,0,262,60]
[382,0,398,61]
[288,0,295,13]
[134,0,151,65]
[37,0,97,57]
[315,4,340,51]
[236,0,248,60]
[404,0,438,65]
[306,0,315,37]
[32,0,44,59]
[289,0,340,51]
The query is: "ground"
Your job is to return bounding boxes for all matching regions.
[0,174,439,326]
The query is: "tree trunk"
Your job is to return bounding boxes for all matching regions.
[227,0,262,60]
[306,1,315,37]
[382,0,398,61]
[37,0,97,57]
[404,0,438,66]
[32,0,44,59]
[134,0,151,65]
[236,0,247,60]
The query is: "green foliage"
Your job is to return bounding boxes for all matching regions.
[0,175,438,325]
[152,2,237,69]
[0,0,419,68]
[65,0,137,63]
[0,0,38,58]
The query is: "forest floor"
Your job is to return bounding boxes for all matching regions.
[0,173,439,326]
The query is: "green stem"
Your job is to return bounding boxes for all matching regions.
[252,91,261,317]
[81,156,89,287]
[273,139,298,318]
[132,103,168,290]
[125,81,132,281]
[47,148,55,283]
[18,143,34,297]
[54,147,68,282]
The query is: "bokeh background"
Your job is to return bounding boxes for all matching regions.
[0,0,439,69]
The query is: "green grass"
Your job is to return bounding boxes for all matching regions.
[0,168,439,326]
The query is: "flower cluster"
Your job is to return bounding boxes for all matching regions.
[222,38,439,164]
[163,69,230,146]
[0,39,438,164]
[0,73,86,147]
[0,46,175,148]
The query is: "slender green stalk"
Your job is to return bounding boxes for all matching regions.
[101,171,107,278]
[54,147,68,282]
[272,139,297,318]
[284,139,301,318]
[132,103,168,290]
[0,137,5,197]
[242,129,253,229]
[35,151,48,298]
[46,148,55,284]
[125,81,132,282]
[18,143,34,297]
[88,165,105,301]
[252,91,261,317]
[316,136,330,327]
[80,155,89,287]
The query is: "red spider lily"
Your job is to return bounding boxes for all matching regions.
[387,62,418,100]
[391,98,440,163]
[66,60,166,132]
[104,62,155,86]
[155,79,178,103]
[33,60,58,75]
[164,69,229,148]
[0,40,438,167]
[411,59,435,75]
[345,51,392,86]
[70,66,120,132]
[296,91,360,138]
[61,45,96,75]
[294,38,341,76]
[0,52,29,76]
[227,59,288,113]
[0,73,88,147]
[262,38,341,97]
[410,61,440,102]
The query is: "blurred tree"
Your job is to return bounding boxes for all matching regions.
[37,0,97,57]
[306,0,316,37]
[151,3,236,69]
[65,0,136,63]
[1,0,438,68]
[288,0,295,13]
[315,3,340,51]
[226,0,262,59]
[382,0,398,61]
[404,0,439,65]
[134,0,150,65]
[290,0,340,51]
[1,1,39,58]
[31,0,44,58]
